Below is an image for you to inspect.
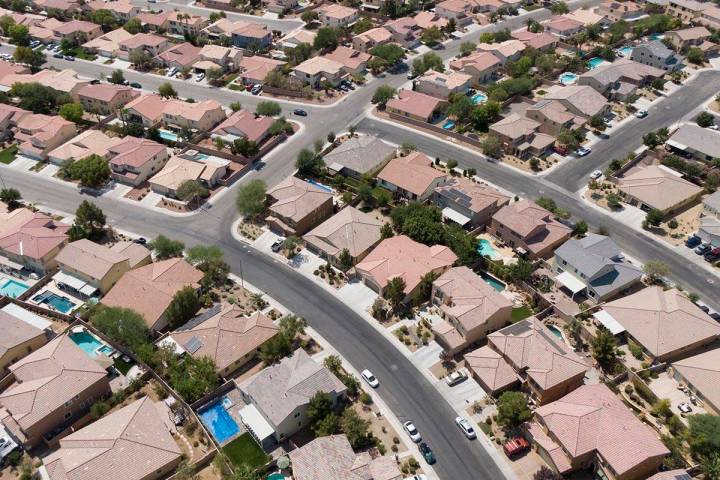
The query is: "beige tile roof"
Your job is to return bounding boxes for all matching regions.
[490,113,539,140]
[355,235,457,292]
[163,99,223,123]
[120,32,167,50]
[169,306,279,372]
[267,176,333,223]
[646,470,691,480]
[294,56,344,76]
[55,239,130,281]
[491,199,572,255]
[0,310,45,360]
[149,156,206,191]
[0,209,69,261]
[317,3,358,19]
[85,0,137,14]
[77,82,135,103]
[82,28,134,53]
[239,349,346,425]
[53,19,100,36]
[155,42,202,68]
[239,55,285,83]
[544,15,584,32]
[602,287,720,359]
[123,94,167,124]
[464,345,518,391]
[527,99,579,125]
[355,27,393,44]
[323,46,370,71]
[108,241,151,269]
[536,384,669,477]
[618,164,704,212]
[0,335,108,432]
[449,51,501,73]
[107,137,167,169]
[101,258,203,328]
[434,177,510,215]
[669,26,711,40]
[42,396,182,480]
[672,348,720,413]
[488,317,589,390]
[377,152,447,198]
[418,69,472,91]
[49,130,122,163]
[15,113,75,143]
[525,421,573,473]
[544,84,608,118]
[564,8,606,25]
[385,89,443,120]
[579,58,664,86]
[212,109,273,143]
[303,206,382,258]
[476,39,526,59]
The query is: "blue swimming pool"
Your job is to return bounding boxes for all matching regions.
[442,120,456,130]
[559,72,578,85]
[649,33,664,41]
[32,291,76,313]
[158,129,179,142]
[267,474,285,480]
[306,179,334,193]
[69,330,113,358]
[617,46,633,57]
[0,278,30,298]
[477,239,499,259]
[480,271,506,292]
[547,324,563,339]
[471,92,487,105]
[199,399,240,444]
[586,57,606,70]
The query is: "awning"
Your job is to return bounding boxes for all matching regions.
[442,207,471,226]
[239,404,275,442]
[556,271,587,295]
[2,303,52,330]
[0,255,23,270]
[593,310,626,335]
[79,284,98,296]
[666,139,688,151]
[54,271,87,291]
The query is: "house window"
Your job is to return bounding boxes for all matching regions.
[294,412,300,418]
[64,412,72,419]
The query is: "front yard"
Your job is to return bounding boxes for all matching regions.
[0,145,18,164]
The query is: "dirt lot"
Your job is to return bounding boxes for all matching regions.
[653,202,703,247]
[351,402,407,455]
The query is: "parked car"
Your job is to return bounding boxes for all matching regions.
[53,53,63,59]
[445,370,467,386]
[503,437,530,457]
[694,243,711,255]
[704,247,720,262]
[293,109,308,116]
[89,79,100,85]
[271,239,283,253]
[589,170,603,180]
[553,144,568,155]
[455,416,476,439]
[361,369,379,388]
[64,55,75,61]
[129,82,142,89]
[634,110,648,119]
[167,67,178,77]
[685,235,702,248]
[403,421,421,443]
[133,237,147,245]
[419,442,435,464]
[678,402,692,413]
[575,146,591,156]
[709,124,719,131]
[250,84,262,95]
[409,475,427,480]
[195,72,205,82]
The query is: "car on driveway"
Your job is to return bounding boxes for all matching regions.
[589,169,603,181]
[704,247,720,262]
[271,239,283,253]
[445,370,467,386]
[455,416,476,439]
[195,72,205,82]
[503,437,530,457]
[167,67,178,77]
[53,53,63,59]
[575,146,591,156]
[250,84,262,95]
[293,109,308,116]
[409,475,427,480]
[403,421,421,443]
[678,402,692,413]
[634,110,648,119]
[685,235,702,248]
[695,243,711,255]
[419,442,435,464]
[361,369,379,388]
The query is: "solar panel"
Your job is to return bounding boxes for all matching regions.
[184,336,203,354]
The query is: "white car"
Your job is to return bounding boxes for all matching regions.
[575,147,592,157]
[455,416,477,439]
[195,72,205,81]
[445,370,468,386]
[634,110,648,119]
[361,369,379,388]
[167,67,178,77]
[678,402,692,413]
[410,475,427,480]
[589,170,603,181]
[403,421,422,443]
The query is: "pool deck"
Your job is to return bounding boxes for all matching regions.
[204,388,248,446]
[30,281,84,314]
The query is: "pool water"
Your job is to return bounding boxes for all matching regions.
[479,271,505,292]
[586,57,606,69]
[477,239,499,259]
[559,72,578,85]
[471,93,487,105]
[547,324,564,340]
[442,120,456,130]
[0,278,30,298]
[649,33,664,41]
[306,179,334,193]
[617,46,633,57]
[267,475,285,480]
[199,399,240,444]
[158,129,179,142]
[196,153,209,160]
[69,331,112,358]
[32,291,76,313]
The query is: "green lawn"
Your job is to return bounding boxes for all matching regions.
[113,357,133,375]
[0,145,18,164]
[222,433,269,469]
[66,47,97,61]
[510,305,533,323]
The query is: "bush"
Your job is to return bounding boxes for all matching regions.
[624,384,634,394]
[359,392,373,405]
[632,377,658,404]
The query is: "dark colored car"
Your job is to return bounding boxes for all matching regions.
[129,82,142,88]
[704,247,720,262]
[271,239,283,253]
[419,443,435,464]
[293,109,308,116]
[53,53,63,59]
[695,243,711,255]
[90,79,100,85]
[685,235,702,248]
[133,237,147,245]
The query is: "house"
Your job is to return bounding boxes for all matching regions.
[14,114,76,161]
[108,240,152,269]
[597,0,645,21]
[238,55,285,85]
[617,164,704,214]
[149,156,227,197]
[384,17,421,48]
[564,7,611,26]
[266,176,334,236]
[578,58,665,100]
[416,69,472,99]
[670,348,720,415]
[376,152,448,201]
[117,33,170,61]
[528,384,669,480]
[264,0,298,14]
[81,28,134,58]
[39,396,182,480]
[323,46,371,75]
[647,472,693,480]
[238,349,346,443]
[414,11,449,30]
[29,18,64,43]
[121,94,168,127]
[385,89,446,122]
[32,0,81,14]
[595,287,720,362]
[355,235,457,296]
[701,191,720,245]
[0,69,90,100]
[667,0,710,22]
[101,257,203,331]
[353,27,394,52]
[465,317,589,403]
[543,15,584,38]
[47,129,122,166]
[289,434,402,480]
[155,42,202,70]
[77,83,139,115]
[525,100,586,136]
[630,40,683,71]
[699,5,720,28]
[83,0,139,21]
[231,22,272,49]
[211,109,274,144]
[51,20,102,43]
[433,177,510,228]
[317,4,359,28]
[489,114,555,159]
[543,85,610,119]
[162,99,226,132]
[666,26,711,50]
[0,104,28,142]
[196,44,243,72]
[0,209,69,275]
[476,39,526,64]
[553,234,643,302]
[203,18,243,40]
[436,0,474,25]
[0,334,111,447]
[167,12,208,37]
[293,56,344,88]
[54,239,133,297]
[303,206,383,266]
[137,11,170,32]
[512,29,558,51]
[281,29,317,50]
[431,266,513,354]
[488,199,572,259]
[666,123,720,161]
[449,51,501,85]
[164,305,279,377]
[324,135,396,178]
[107,136,170,187]
[0,310,48,377]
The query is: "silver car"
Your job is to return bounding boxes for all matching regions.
[455,416,476,439]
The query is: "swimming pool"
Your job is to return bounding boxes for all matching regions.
[586,57,606,70]
[479,271,505,292]
[477,239,499,259]
[306,179,334,193]
[158,129,179,142]
[199,398,240,444]
[267,475,285,480]
[32,291,76,313]
[559,72,578,85]
[442,120,456,130]
[617,46,633,57]
[471,92,487,105]
[649,33,664,41]
[69,330,114,358]
[0,278,30,298]
[547,324,564,340]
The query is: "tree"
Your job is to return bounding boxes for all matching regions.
[687,47,704,65]
[644,208,664,227]
[149,235,185,259]
[606,192,622,209]
[689,414,720,460]
[573,220,588,237]
[206,67,224,86]
[701,454,720,480]
[307,391,333,424]
[256,100,281,117]
[165,286,201,329]
[58,102,84,123]
[314,27,338,50]
[643,260,670,282]
[9,82,64,114]
[0,188,21,210]
[176,180,209,203]
[696,111,715,128]
[459,41,476,57]
[369,43,404,65]
[421,26,443,46]
[371,85,396,108]
[8,23,29,46]
[380,222,394,239]
[509,56,533,77]
[269,117,293,136]
[186,244,228,288]
[123,17,142,34]
[323,354,343,375]
[278,315,306,340]
[412,52,444,76]
[109,69,126,85]
[338,248,353,271]
[340,408,371,448]
[236,179,267,218]
[481,135,502,158]
[259,334,292,365]
[533,466,562,480]
[384,276,406,308]
[71,200,106,241]
[497,391,531,428]
[352,17,373,34]
[448,95,474,124]
[508,258,534,282]
[91,306,149,351]
[90,8,116,28]
[550,1,569,13]
[591,327,618,368]
[0,15,15,35]
[13,46,44,69]
[229,101,242,112]
[68,154,110,188]
[470,100,501,131]
[231,138,259,157]
[90,401,110,420]
[367,56,388,74]
[300,9,317,24]
[158,82,177,99]
[296,148,324,176]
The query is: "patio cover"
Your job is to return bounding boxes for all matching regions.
[442,207,471,226]
[593,310,626,335]
[1,303,53,330]
[54,271,98,296]
[239,404,275,444]
[556,271,586,295]
[666,139,688,151]
[0,255,23,270]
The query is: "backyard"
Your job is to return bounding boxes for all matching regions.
[222,433,269,470]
